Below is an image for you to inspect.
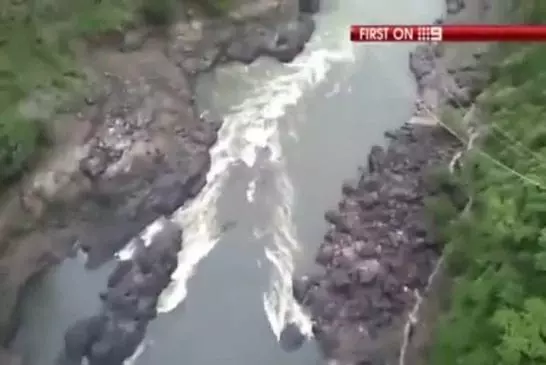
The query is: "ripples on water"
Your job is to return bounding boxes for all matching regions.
[123,0,445,350]
[151,28,356,344]
[14,0,446,362]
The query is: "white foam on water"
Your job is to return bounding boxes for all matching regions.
[240,120,278,167]
[246,179,257,203]
[115,240,137,261]
[251,0,443,346]
[113,10,357,349]
[263,169,313,339]
[325,82,341,98]
[154,82,283,313]
[140,219,170,245]
[162,42,354,318]
[75,246,88,264]
[115,219,170,261]
[256,24,357,342]
[156,158,226,313]
[123,340,148,365]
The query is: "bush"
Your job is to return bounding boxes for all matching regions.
[430,2,546,364]
[0,0,236,185]
[0,0,142,184]
[0,109,40,182]
[0,0,192,185]
[139,0,177,25]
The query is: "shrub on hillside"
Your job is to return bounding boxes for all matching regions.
[0,111,40,182]
[139,0,176,25]
[430,2,546,363]
[0,0,138,185]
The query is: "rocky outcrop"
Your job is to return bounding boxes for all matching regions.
[292,0,497,363]
[40,64,220,270]
[279,322,306,352]
[175,13,316,69]
[299,0,320,14]
[293,125,461,364]
[225,13,315,64]
[58,218,181,365]
[0,43,219,348]
[410,44,490,110]
[0,0,321,356]
[410,0,493,115]
[446,0,465,14]
[169,11,317,74]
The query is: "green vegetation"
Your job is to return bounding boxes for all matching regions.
[0,0,232,186]
[430,2,546,364]
[0,0,145,184]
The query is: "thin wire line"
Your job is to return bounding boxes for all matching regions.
[435,82,546,168]
[429,85,546,189]
[364,45,546,190]
[426,47,546,166]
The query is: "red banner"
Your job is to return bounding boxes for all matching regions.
[350,25,546,42]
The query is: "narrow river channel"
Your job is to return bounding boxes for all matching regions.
[14,0,444,364]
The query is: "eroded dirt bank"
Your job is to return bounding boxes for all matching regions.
[292,0,500,364]
[0,0,320,363]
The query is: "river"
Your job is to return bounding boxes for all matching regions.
[13,0,444,364]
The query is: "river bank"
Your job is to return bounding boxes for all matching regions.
[428,1,546,364]
[0,1,320,363]
[292,0,504,363]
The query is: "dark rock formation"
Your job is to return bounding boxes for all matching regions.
[409,45,439,84]
[58,219,182,365]
[169,3,319,73]
[0,0,322,354]
[446,0,465,14]
[409,19,491,112]
[299,0,320,14]
[202,15,315,66]
[74,115,219,268]
[294,125,461,364]
[279,323,306,352]
[261,14,315,63]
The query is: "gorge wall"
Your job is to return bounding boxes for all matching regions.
[291,0,514,364]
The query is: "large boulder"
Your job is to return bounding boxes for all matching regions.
[299,0,320,13]
[368,146,385,173]
[225,24,273,64]
[279,323,306,352]
[58,218,183,365]
[446,0,465,14]
[225,15,315,65]
[63,316,105,361]
[292,275,319,304]
[263,15,316,63]
[87,322,145,365]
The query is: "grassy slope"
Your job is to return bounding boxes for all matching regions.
[0,0,144,182]
[429,1,546,364]
[0,0,233,186]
